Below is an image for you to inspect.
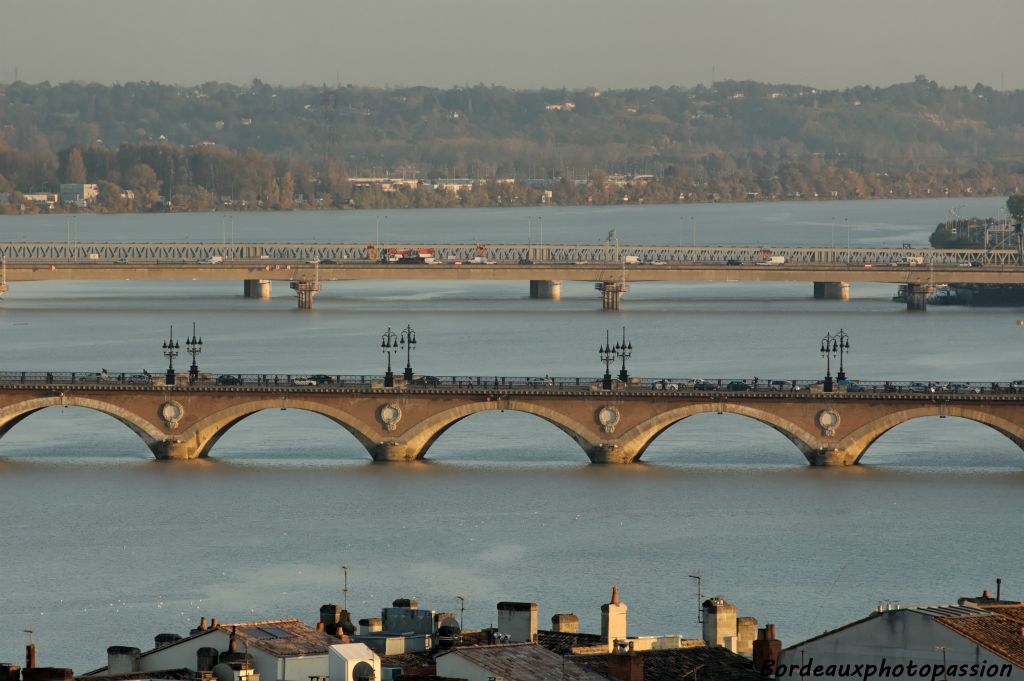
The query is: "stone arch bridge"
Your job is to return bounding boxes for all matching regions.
[1,380,1023,465]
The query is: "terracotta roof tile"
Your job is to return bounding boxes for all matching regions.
[935,612,1024,669]
[571,646,764,681]
[441,643,606,681]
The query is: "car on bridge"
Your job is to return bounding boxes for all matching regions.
[693,380,719,391]
[907,382,936,393]
[125,373,153,385]
[768,380,801,391]
[410,375,442,387]
[309,374,335,385]
[946,383,982,394]
[727,380,753,391]
[653,379,680,390]
[291,376,318,386]
[216,374,242,386]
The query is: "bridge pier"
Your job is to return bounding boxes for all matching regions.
[905,283,933,311]
[813,281,849,300]
[290,280,321,310]
[804,447,860,467]
[243,279,272,299]
[529,280,561,300]
[595,281,630,310]
[150,438,203,461]
[368,441,423,462]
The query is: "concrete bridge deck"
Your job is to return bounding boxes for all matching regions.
[3,373,1022,465]
[1,241,1021,310]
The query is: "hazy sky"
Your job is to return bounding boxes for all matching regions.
[3,0,1022,90]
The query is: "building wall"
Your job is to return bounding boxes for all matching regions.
[778,611,1022,680]
[276,654,328,681]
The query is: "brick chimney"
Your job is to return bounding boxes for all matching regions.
[607,643,643,681]
[752,624,782,676]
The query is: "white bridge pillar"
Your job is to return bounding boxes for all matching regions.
[813,282,849,300]
[529,280,561,299]
[243,279,272,299]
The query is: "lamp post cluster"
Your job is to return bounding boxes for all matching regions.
[162,327,180,385]
[162,323,204,385]
[382,324,417,387]
[820,329,850,393]
[599,326,632,390]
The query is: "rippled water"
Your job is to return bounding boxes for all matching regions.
[0,199,1021,670]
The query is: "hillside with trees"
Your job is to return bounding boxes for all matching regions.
[1,76,1023,213]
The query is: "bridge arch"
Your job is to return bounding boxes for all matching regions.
[0,396,166,453]
[612,402,821,464]
[172,399,381,460]
[394,399,598,462]
[836,405,1024,465]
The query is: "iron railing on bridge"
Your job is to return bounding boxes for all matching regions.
[1,242,1022,266]
[0,371,1014,395]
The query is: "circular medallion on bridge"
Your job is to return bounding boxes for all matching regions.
[378,403,403,432]
[160,400,184,429]
[816,409,840,437]
[597,405,620,433]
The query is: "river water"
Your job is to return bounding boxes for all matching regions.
[0,199,1022,670]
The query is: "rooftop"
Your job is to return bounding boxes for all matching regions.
[439,643,606,681]
[535,629,604,655]
[935,606,1024,669]
[84,619,339,675]
[572,648,764,681]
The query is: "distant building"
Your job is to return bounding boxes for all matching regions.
[83,618,339,681]
[60,183,99,207]
[22,192,59,209]
[777,599,1024,680]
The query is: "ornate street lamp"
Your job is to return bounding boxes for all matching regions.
[615,326,632,382]
[400,325,416,381]
[381,327,399,387]
[600,330,615,390]
[162,326,180,386]
[186,322,203,385]
[835,329,850,381]
[820,332,839,393]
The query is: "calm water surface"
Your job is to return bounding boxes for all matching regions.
[0,199,1021,669]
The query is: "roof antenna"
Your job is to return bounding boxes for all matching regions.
[689,573,703,625]
[341,563,349,611]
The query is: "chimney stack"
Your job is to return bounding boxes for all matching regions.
[752,624,782,676]
[155,634,181,649]
[702,598,737,648]
[496,602,538,643]
[551,614,579,634]
[25,643,35,670]
[736,617,758,656]
[997,578,1002,601]
[601,586,628,651]
[607,645,644,681]
[106,647,140,674]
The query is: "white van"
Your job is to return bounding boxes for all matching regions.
[200,255,224,264]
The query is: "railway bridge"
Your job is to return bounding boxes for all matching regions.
[2,242,1023,310]
[1,373,1022,465]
